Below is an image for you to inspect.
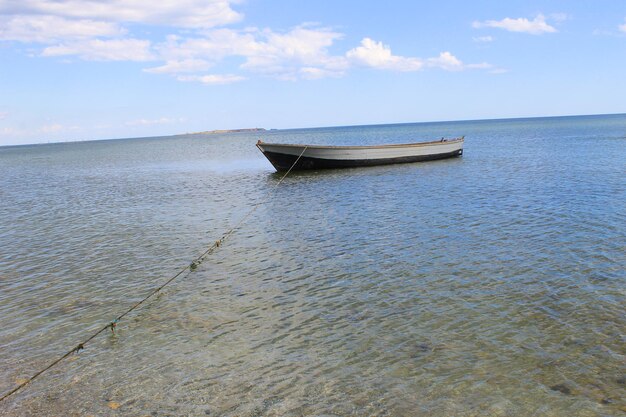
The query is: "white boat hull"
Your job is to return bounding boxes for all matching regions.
[256,137,464,171]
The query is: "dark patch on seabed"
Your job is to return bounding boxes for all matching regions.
[550,383,572,395]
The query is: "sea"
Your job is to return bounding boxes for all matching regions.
[0,114,624,416]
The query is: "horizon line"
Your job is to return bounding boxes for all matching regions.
[1,111,625,149]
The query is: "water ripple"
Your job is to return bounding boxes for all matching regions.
[1,116,625,416]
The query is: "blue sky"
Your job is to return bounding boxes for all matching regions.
[1,0,625,145]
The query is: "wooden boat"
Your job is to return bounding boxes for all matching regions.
[256,136,464,171]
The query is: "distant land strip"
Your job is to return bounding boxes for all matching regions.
[188,128,266,135]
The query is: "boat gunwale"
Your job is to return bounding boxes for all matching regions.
[257,137,464,151]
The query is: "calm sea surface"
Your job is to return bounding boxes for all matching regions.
[0,115,624,416]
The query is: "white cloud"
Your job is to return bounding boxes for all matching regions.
[153,30,494,82]
[154,31,258,62]
[258,26,343,65]
[144,59,213,74]
[473,14,557,35]
[0,111,7,120]
[346,40,490,73]
[0,1,242,64]
[242,26,347,79]
[42,38,154,61]
[427,51,463,71]
[429,52,493,71]
[0,1,495,84]
[0,0,243,28]
[346,38,423,71]
[177,74,246,84]
[620,19,626,33]
[0,15,124,42]
[300,67,344,80]
[153,26,348,80]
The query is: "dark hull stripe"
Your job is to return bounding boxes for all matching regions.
[262,149,463,171]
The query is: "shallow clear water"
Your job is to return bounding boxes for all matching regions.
[0,115,624,416]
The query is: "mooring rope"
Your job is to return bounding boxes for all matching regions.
[0,145,308,403]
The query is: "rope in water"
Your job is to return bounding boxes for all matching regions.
[0,145,308,403]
